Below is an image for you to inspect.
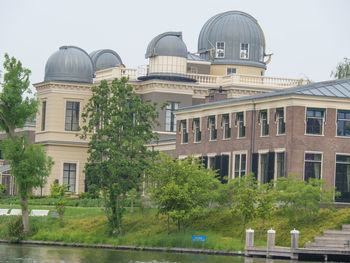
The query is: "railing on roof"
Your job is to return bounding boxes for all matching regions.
[94,67,138,83]
[187,73,310,89]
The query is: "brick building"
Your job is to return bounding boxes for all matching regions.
[175,78,350,203]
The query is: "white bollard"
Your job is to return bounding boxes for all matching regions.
[290,229,300,250]
[267,229,276,258]
[245,228,254,248]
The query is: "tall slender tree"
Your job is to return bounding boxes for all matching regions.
[331,58,350,79]
[0,54,53,232]
[81,77,158,234]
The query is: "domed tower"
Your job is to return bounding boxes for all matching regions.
[89,49,123,73]
[140,32,194,82]
[198,11,267,76]
[44,46,94,83]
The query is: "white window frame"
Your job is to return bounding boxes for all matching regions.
[216,42,225,58]
[303,151,323,181]
[240,43,249,59]
[232,151,248,179]
[274,149,286,181]
[62,161,79,193]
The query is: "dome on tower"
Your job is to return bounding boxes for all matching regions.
[145,32,187,59]
[44,46,94,84]
[198,11,266,69]
[89,49,123,72]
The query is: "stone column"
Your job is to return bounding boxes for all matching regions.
[245,228,254,256]
[290,229,300,260]
[267,229,276,258]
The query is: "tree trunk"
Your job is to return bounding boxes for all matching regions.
[102,187,109,219]
[167,214,170,235]
[241,222,246,243]
[130,198,134,213]
[177,219,180,232]
[21,198,29,233]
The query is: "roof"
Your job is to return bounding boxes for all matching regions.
[187,53,206,61]
[0,165,10,173]
[177,78,350,112]
[197,11,266,69]
[145,32,187,59]
[89,49,123,72]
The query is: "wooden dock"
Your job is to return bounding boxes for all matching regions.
[245,225,350,261]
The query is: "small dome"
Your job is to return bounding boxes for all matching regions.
[44,46,93,84]
[198,11,266,69]
[89,49,123,72]
[145,32,187,59]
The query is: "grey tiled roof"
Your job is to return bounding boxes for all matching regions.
[0,165,10,173]
[177,78,350,112]
[187,53,206,61]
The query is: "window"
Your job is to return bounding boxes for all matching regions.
[41,101,46,131]
[234,153,246,178]
[275,108,285,135]
[306,108,325,135]
[335,155,350,202]
[208,116,217,140]
[209,156,216,170]
[240,43,249,59]
[276,152,285,178]
[236,112,246,138]
[227,68,236,75]
[193,118,201,142]
[259,110,269,136]
[165,102,179,132]
[259,152,275,184]
[208,154,229,184]
[304,153,322,181]
[65,101,80,131]
[337,110,350,136]
[63,163,76,192]
[222,114,231,139]
[180,120,188,143]
[216,42,225,58]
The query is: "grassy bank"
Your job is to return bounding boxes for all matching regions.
[0,205,350,251]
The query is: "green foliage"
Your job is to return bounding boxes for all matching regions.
[6,216,24,242]
[50,181,69,198]
[56,201,66,221]
[150,154,219,233]
[275,174,335,223]
[332,57,350,79]
[0,184,7,195]
[81,77,159,233]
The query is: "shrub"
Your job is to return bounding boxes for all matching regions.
[50,181,69,198]
[7,216,24,242]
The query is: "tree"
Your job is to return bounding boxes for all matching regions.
[0,54,53,233]
[81,77,158,234]
[331,58,350,79]
[150,154,219,234]
[275,174,335,223]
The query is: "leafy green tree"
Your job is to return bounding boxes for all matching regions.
[81,77,158,234]
[0,54,53,233]
[275,174,335,223]
[331,58,350,79]
[150,154,219,234]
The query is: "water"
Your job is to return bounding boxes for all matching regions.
[0,244,301,263]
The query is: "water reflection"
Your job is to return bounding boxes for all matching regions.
[0,244,305,263]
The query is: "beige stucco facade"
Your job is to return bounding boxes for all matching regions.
[210,64,264,76]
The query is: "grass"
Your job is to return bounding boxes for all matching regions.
[1,205,350,251]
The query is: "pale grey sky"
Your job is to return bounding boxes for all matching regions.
[1,0,349,90]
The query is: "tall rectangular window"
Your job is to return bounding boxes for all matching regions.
[337,110,350,136]
[306,108,325,135]
[240,43,249,59]
[276,152,285,178]
[216,42,225,58]
[275,108,285,135]
[234,153,246,178]
[259,110,269,136]
[304,153,322,181]
[193,118,201,142]
[222,114,231,139]
[165,102,179,132]
[208,116,217,141]
[41,101,46,131]
[236,112,246,138]
[65,101,80,131]
[180,120,188,144]
[260,153,269,184]
[63,163,76,192]
[335,155,350,202]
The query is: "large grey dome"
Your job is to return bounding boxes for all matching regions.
[145,32,187,59]
[44,46,94,84]
[198,11,266,69]
[89,49,123,72]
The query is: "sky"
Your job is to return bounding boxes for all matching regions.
[1,0,349,91]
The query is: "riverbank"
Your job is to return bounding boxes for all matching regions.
[0,205,350,251]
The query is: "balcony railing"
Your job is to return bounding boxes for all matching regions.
[187,73,310,89]
[94,67,137,83]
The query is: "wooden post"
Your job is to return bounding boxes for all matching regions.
[267,229,275,258]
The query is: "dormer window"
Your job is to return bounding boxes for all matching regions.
[216,42,225,58]
[240,43,249,59]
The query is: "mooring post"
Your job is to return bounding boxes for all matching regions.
[267,229,275,258]
[290,229,300,260]
[245,228,254,256]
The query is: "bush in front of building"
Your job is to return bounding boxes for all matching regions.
[6,215,24,243]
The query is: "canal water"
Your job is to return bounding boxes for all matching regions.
[0,244,318,263]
